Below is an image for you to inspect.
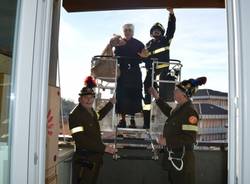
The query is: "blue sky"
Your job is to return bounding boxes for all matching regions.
[59,8,228,102]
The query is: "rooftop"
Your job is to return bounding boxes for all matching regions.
[194,103,228,115]
[193,89,228,98]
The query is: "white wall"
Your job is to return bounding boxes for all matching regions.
[227,0,250,183]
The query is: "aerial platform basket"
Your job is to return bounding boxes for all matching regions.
[91,55,120,82]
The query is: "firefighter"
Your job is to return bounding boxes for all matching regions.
[138,8,176,129]
[109,23,145,128]
[69,76,117,184]
[149,77,207,184]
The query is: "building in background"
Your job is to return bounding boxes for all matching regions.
[193,89,228,109]
[193,89,228,142]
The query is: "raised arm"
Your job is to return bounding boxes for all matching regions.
[149,87,172,117]
[165,8,176,42]
[97,96,116,120]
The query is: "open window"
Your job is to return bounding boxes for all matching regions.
[56,0,229,183]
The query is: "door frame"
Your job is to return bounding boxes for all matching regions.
[9,0,250,183]
[10,0,53,183]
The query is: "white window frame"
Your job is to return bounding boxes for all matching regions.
[7,0,250,183]
[227,0,250,183]
[10,0,53,184]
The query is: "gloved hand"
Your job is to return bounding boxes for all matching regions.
[138,48,150,58]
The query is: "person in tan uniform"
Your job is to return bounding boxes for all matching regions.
[69,76,117,184]
[149,77,207,184]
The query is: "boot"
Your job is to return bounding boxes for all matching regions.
[143,110,150,129]
[117,119,126,128]
[129,119,136,128]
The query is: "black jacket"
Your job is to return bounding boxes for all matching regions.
[156,98,199,148]
[69,102,113,153]
[145,13,176,69]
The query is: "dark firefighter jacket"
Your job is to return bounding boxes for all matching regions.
[145,13,176,69]
[156,98,199,148]
[69,102,113,162]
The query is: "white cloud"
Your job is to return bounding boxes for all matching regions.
[59,9,229,102]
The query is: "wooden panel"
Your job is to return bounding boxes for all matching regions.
[0,54,11,74]
[63,0,225,12]
[46,86,60,170]
[46,166,57,180]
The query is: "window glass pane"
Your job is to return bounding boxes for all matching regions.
[0,0,18,183]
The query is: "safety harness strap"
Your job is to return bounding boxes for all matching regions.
[167,146,185,171]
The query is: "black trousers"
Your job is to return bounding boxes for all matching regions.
[72,152,101,184]
[144,67,175,103]
[143,67,175,128]
[162,151,195,184]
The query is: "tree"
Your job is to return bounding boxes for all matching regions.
[61,98,76,119]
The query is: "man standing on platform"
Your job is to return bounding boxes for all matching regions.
[138,8,176,129]
[110,23,145,128]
